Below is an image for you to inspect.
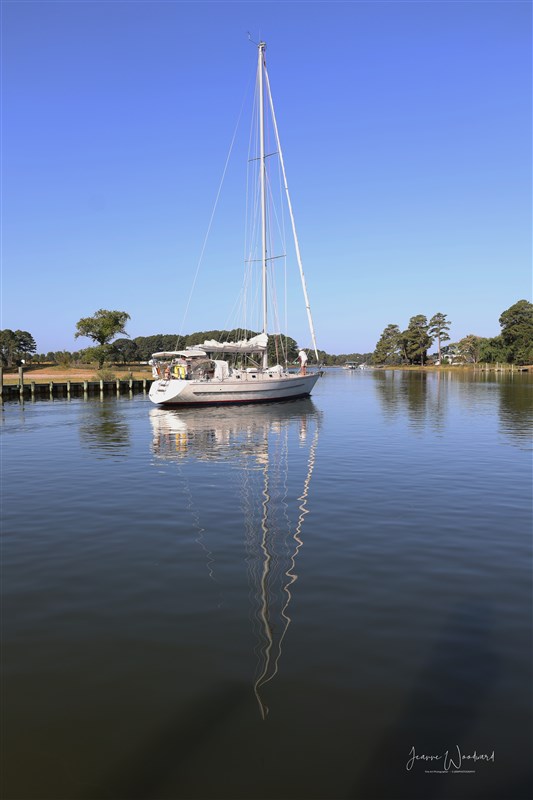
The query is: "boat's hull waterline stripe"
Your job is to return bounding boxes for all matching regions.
[154,391,312,407]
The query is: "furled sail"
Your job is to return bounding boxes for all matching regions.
[201,333,268,354]
[151,348,208,359]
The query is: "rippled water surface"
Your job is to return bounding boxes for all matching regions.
[2,370,532,800]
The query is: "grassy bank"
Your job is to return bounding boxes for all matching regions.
[1,364,153,385]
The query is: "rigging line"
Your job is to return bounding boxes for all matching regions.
[258,201,282,349]
[264,66,320,362]
[245,255,286,263]
[244,76,259,288]
[240,251,252,333]
[268,266,283,346]
[264,170,288,258]
[275,143,289,352]
[222,288,246,335]
[244,172,265,333]
[248,132,289,351]
[248,151,278,162]
[243,111,264,333]
[177,75,252,345]
[284,255,288,364]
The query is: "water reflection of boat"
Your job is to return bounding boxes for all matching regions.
[150,399,321,717]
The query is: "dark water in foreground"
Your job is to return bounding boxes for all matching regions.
[2,370,532,800]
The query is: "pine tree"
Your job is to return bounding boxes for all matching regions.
[403,316,432,366]
[428,313,451,364]
[373,324,402,365]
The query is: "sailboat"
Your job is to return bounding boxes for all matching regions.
[149,41,321,407]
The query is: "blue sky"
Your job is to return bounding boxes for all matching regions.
[2,0,531,355]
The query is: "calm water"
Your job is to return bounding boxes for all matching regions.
[2,370,532,800]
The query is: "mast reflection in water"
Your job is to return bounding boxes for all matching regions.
[149,398,322,718]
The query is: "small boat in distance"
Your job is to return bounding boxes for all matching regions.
[343,362,357,370]
[149,42,321,406]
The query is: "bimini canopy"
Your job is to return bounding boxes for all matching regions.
[151,348,208,359]
[201,333,268,354]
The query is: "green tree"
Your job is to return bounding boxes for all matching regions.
[75,309,130,367]
[16,330,37,359]
[499,299,533,364]
[55,351,74,368]
[456,334,484,363]
[428,313,451,364]
[75,309,130,346]
[0,330,18,366]
[478,335,510,364]
[79,347,105,365]
[372,324,402,365]
[402,315,432,365]
[0,329,37,366]
[134,335,165,361]
[113,338,140,363]
[268,334,299,365]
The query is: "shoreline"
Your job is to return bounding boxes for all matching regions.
[1,362,531,387]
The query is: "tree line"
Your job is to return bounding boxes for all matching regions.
[1,308,373,369]
[2,300,531,369]
[372,300,533,366]
[1,310,306,368]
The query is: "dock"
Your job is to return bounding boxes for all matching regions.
[1,378,153,401]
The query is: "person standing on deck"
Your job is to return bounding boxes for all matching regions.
[298,349,308,376]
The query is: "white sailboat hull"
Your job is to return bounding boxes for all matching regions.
[149,372,320,406]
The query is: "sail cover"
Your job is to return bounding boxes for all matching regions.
[152,334,268,359]
[201,333,268,353]
[151,348,208,359]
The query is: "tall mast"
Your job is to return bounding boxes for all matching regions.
[258,41,268,370]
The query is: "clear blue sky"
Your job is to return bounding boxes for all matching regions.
[2,0,531,355]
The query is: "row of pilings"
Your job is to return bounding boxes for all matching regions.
[0,366,153,400]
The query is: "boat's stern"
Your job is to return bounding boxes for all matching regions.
[149,378,191,405]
